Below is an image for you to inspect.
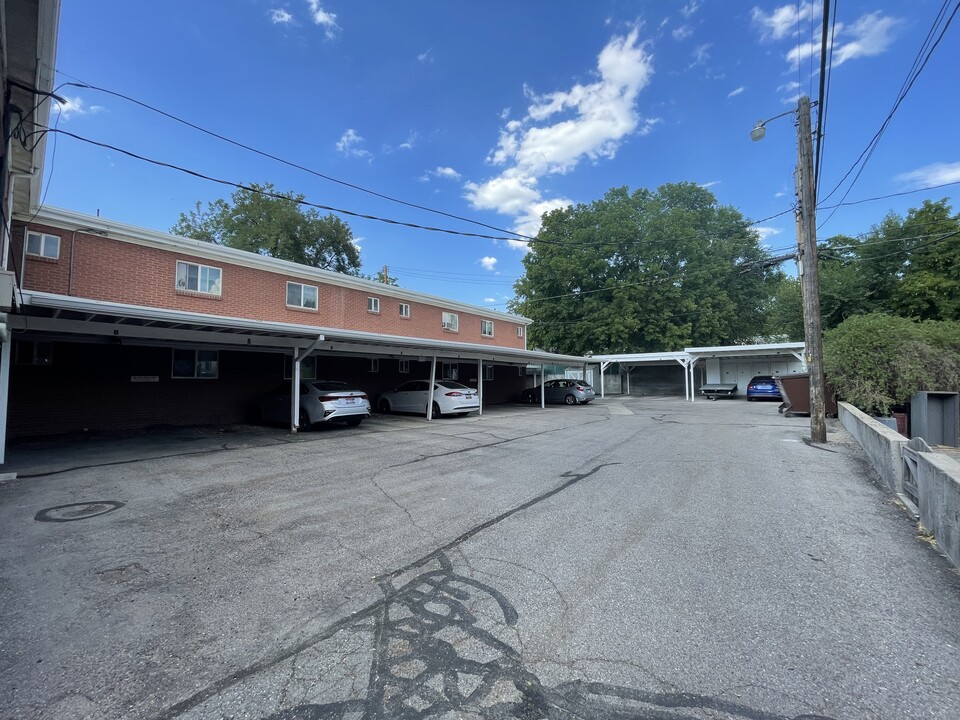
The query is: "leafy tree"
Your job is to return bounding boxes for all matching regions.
[510,184,782,355]
[172,183,361,274]
[823,313,960,415]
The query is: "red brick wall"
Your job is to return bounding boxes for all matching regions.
[12,222,527,349]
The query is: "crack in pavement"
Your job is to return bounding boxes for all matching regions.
[152,462,619,720]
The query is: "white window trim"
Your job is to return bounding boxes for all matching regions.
[286,281,319,310]
[441,312,459,332]
[481,319,494,337]
[517,326,524,338]
[399,303,411,318]
[26,231,61,260]
[399,359,410,374]
[483,365,494,381]
[368,297,381,314]
[369,358,380,373]
[176,260,222,296]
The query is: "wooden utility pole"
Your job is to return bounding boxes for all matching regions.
[795,96,827,443]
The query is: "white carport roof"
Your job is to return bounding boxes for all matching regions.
[12,291,592,367]
[593,342,805,366]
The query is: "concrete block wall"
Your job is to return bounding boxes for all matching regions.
[838,401,908,494]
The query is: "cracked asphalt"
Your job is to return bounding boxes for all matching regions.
[1,397,959,719]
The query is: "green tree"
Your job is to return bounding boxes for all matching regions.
[172,183,361,274]
[510,183,781,355]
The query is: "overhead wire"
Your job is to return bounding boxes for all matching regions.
[817,0,960,228]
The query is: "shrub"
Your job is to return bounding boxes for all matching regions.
[823,313,960,415]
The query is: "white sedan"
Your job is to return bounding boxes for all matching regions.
[261,380,371,429]
[378,380,480,418]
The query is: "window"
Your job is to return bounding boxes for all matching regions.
[172,349,219,379]
[483,365,494,381]
[399,303,411,318]
[481,320,494,337]
[286,282,318,309]
[176,261,222,295]
[442,363,458,380]
[284,355,317,380]
[441,312,459,332]
[15,341,53,366]
[25,231,60,259]
[367,297,380,313]
[369,358,380,373]
[399,359,410,374]
[517,326,524,338]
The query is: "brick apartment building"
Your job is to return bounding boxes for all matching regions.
[5,207,590,439]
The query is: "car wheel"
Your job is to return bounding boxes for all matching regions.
[298,407,312,430]
[378,399,391,413]
[431,402,442,419]
[747,397,754,402]
[564,394,576,405]
[345,416,363,427]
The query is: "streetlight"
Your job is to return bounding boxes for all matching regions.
[751,96,827,444]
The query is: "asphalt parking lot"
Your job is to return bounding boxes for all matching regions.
[2,397,959,720]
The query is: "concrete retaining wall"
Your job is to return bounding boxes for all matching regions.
[840,401,960,570]
[838,401,908,494]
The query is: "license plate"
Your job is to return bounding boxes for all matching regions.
[342,398,358,405]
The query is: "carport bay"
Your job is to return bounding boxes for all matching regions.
[6,291,597,442]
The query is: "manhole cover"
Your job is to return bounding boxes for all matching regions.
[35,501,125,523]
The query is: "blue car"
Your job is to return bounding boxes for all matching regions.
[746,375,782,401]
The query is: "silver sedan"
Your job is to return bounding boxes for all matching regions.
[521,379,596,405]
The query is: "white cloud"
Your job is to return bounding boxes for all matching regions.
[55,96,104,120]
[690,43,712,67]
[306,0,338,38]
[395,131,418,151]
[699,180,721,188]
[830,12,900,66]
[728,86,746,98]
[433,166,461,180]
[681,1,701,18]
[751,2,819,42]
[672,25,693,41]
[895,161,960,188]
[479,256,498,271]
[418,48,433,63]
[499,107,511,120]
[336,129,371,159]
[777,80,801,93]
[466,28,653,243]
[753,227,783,242]
[483,297,497,303]
[270,9,293,24]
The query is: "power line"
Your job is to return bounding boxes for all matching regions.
[817,0,960,227]
[51,73,535,242]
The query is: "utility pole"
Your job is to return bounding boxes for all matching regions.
[795,96,827,443]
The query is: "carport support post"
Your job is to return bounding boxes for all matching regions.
[427,355,437,420]
[477,358,483,415]
[0,337,10,466]
[600,361,608,399]
[290,351,301,433]
[540,364,545,408]
[626,367,631,396]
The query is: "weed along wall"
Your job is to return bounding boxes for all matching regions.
[840,401,960,569]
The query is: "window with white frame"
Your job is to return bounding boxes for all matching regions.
[286,281,318,309]
[25,231,60,259]
[284,355,317,380]
[369,358,380,372]
[517,326,524,338]
[367,296,380,313]
[481,319,494,337]
[441,312,459,332]
[176,260,222,295]
[172,349,219,379]
[483,365,494,381]
[399,303,411,318]
[399,359,410,374]
[442,363,458,380]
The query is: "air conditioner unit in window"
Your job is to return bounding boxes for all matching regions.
[442,321,456,330]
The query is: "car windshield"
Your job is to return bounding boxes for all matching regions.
[311,381,357,392]
[750,376,774,383]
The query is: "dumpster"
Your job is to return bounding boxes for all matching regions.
[775,374,837,417]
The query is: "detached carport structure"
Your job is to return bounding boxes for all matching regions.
[6,290,595,443]
[594,342,806,401]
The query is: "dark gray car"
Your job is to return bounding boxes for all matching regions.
[521,379,596,405]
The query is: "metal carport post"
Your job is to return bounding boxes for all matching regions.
[540,364,546,408]
[291,335,325,433]
[427,355,438,420]
[477,357,483,415]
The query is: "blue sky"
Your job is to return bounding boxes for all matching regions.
[43,1,959,310]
